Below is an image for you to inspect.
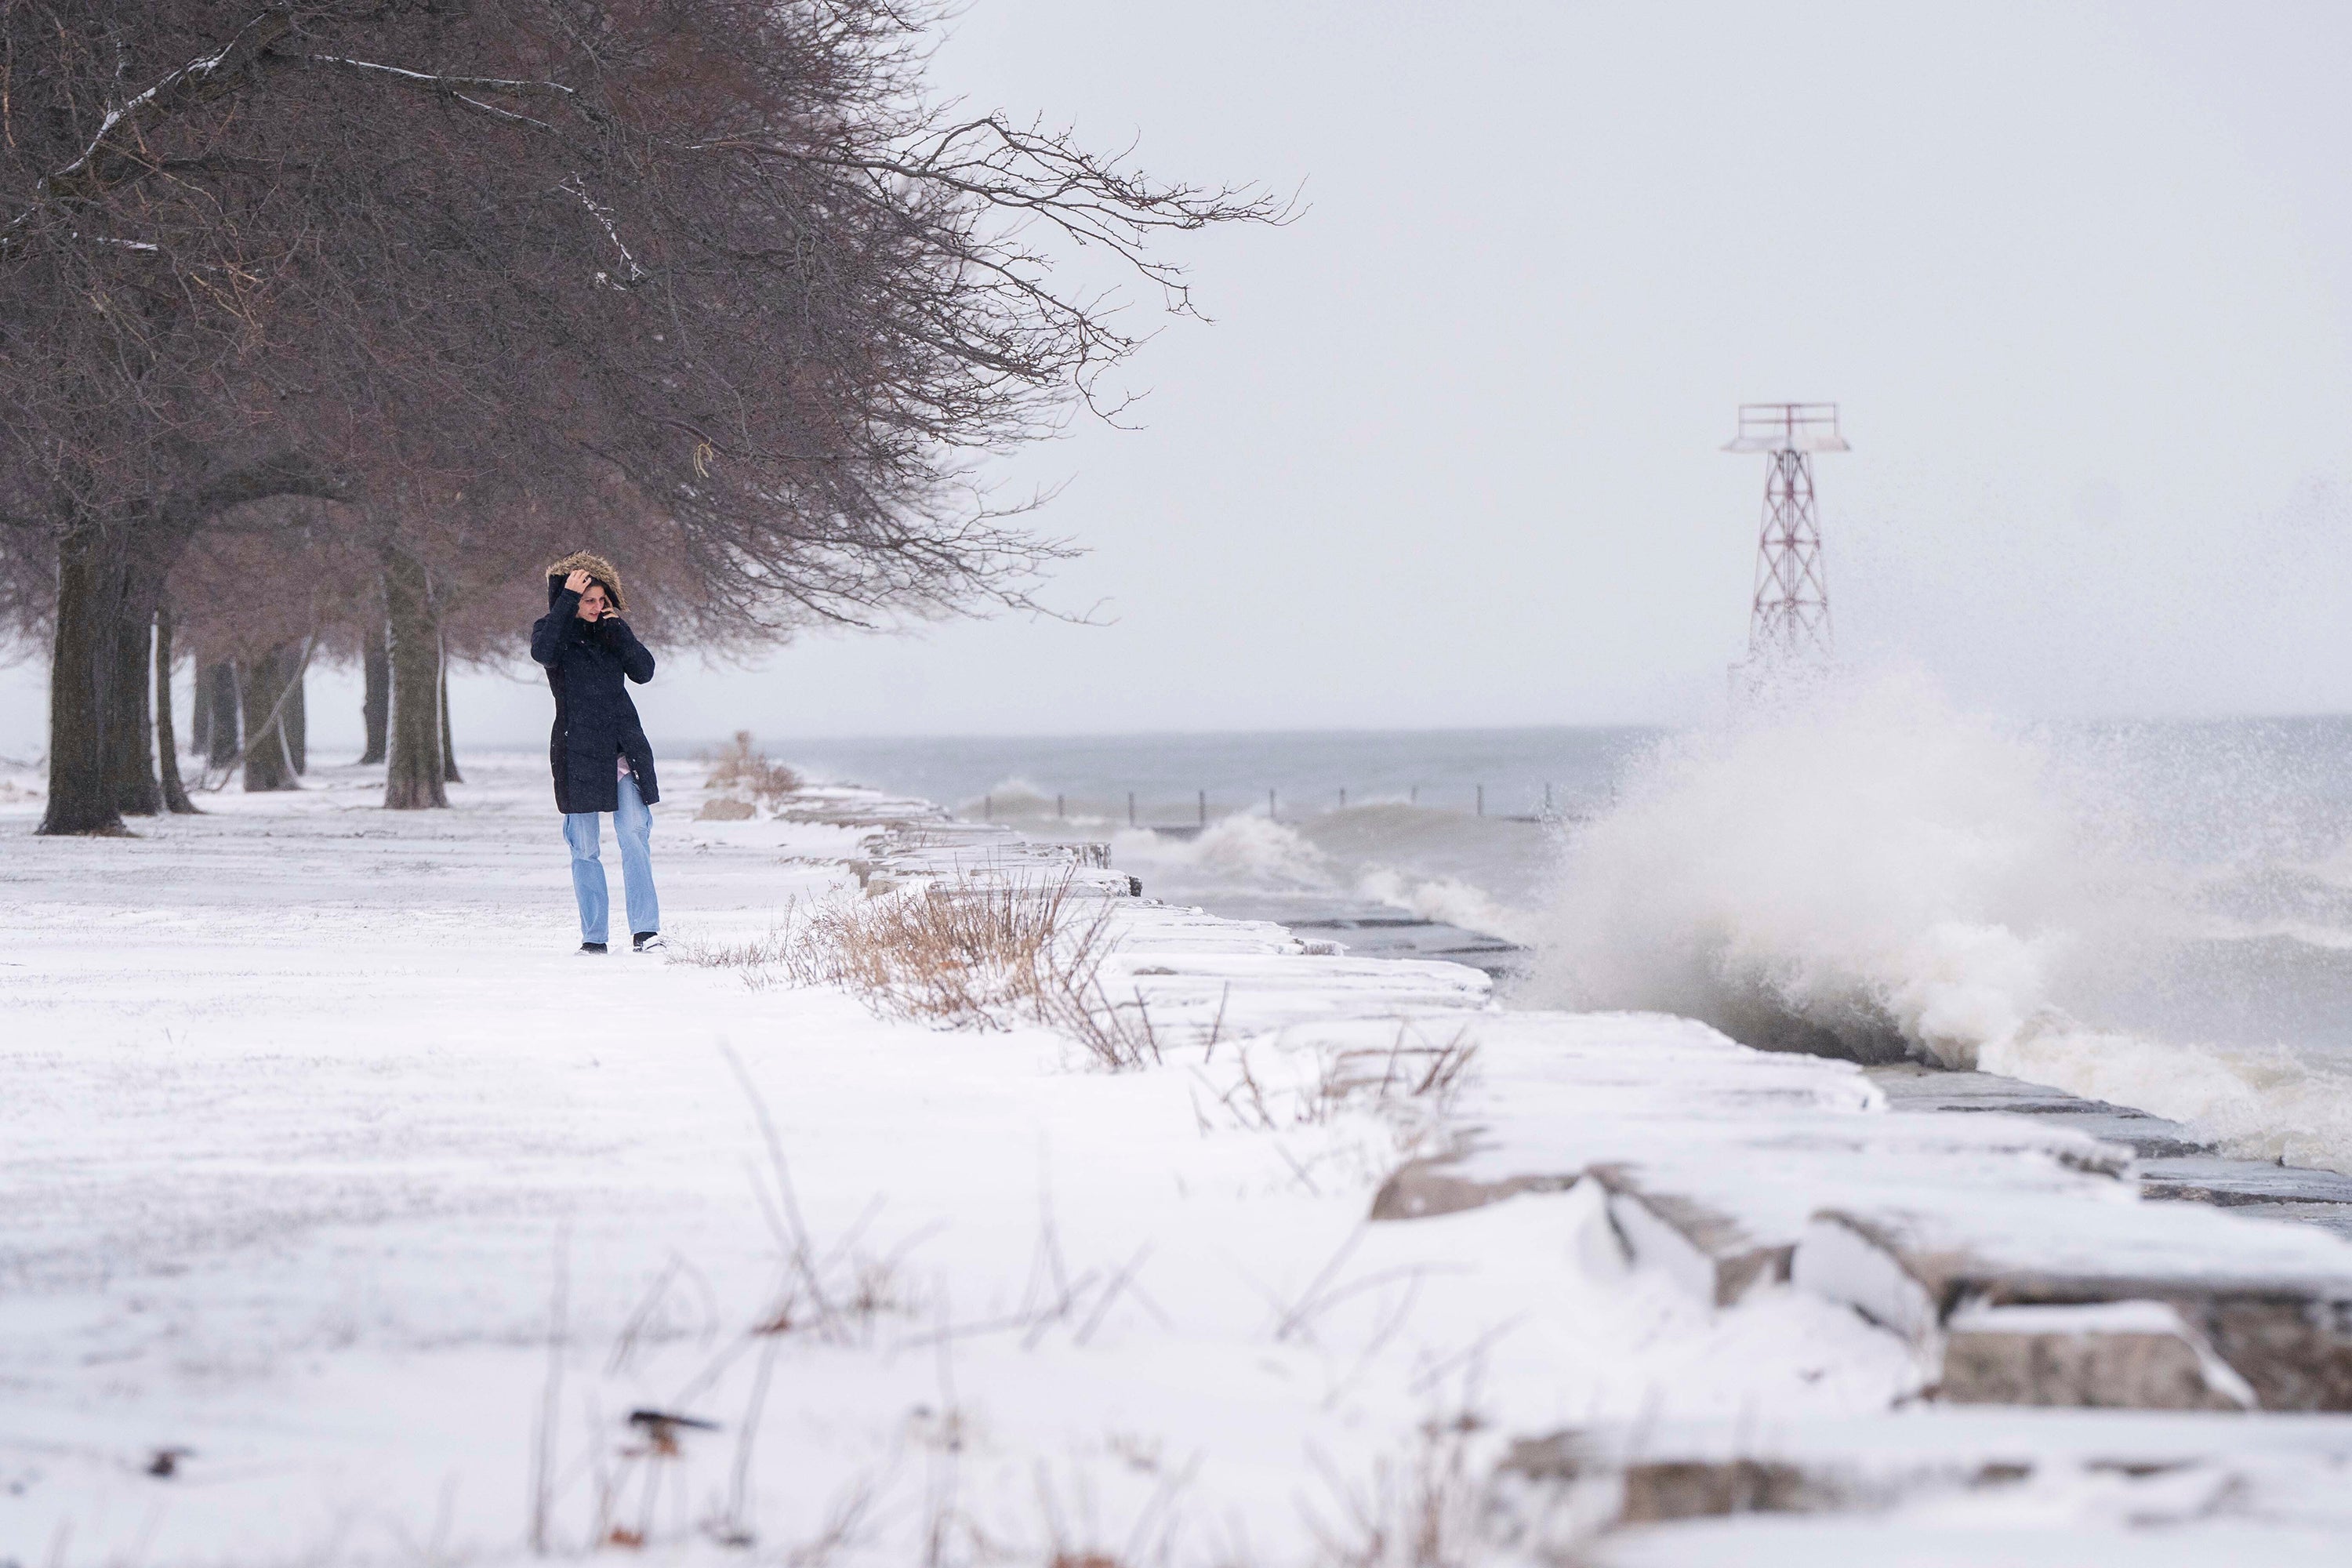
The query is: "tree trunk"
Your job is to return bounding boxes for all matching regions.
[383,549,447,809]
[155,604,198,814]
[190,648,212,757]
[107,565,164,817]
[286,657,308,774]
[359,623,390,764]
[202,661,240,770]
[439,647,463,784]
[239,644,302,792]
[40,528,133,836]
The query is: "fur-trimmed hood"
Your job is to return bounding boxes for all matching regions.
[546,550,629,615]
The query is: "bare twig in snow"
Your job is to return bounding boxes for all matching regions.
[720,1042,839,1331]
[529,1226,570,1555]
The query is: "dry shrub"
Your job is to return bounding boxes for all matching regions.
[677,872,1161,1069]
[702,730,802,804]
[810,877,1081,1021]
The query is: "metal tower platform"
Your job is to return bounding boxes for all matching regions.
[1726,401,1842,665]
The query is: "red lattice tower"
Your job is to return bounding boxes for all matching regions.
[1726,402,1846,664]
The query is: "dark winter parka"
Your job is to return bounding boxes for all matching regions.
[530,567,659,814]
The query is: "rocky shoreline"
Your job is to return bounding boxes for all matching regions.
[838,800,2352,1415]
[840,798,2352,1549]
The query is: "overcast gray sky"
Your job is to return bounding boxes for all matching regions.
[8,0,2352,754]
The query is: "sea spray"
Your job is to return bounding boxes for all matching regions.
[1526,672,2080,1067]
[1525,671,2352,1170]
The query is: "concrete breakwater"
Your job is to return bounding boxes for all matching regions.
[807,790,2352,1545]
[1172,885,1530,978]
[1174,870,2352,1245]
[1872,1062,2352,1242]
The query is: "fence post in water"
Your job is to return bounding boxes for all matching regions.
[1198,789,1206,827]
[1544,782,1553,815]
[1127,791,1136,828]
[1269,788,1277,822]
[1057,793,1065,819]
[1339,787,1347,809]
[1410,785,1419,805]
[984,794,993,821]
[1476,784,1484,817]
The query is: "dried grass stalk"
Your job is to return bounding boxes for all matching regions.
[678,871,1160,1069]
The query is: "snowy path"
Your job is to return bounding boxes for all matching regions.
[0,757,1900,1566]
[6,754,2352,1566]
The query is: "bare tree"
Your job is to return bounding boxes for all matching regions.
[1,2,1287,829]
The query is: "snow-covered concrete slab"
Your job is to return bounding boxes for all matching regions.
[1940,1299,2257,1410]
[1501,1407,2352,1559]
[1872,1061,2223,1158]
[1340,1013,2352,1412]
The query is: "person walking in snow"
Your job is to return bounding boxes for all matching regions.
[530,552,664,954]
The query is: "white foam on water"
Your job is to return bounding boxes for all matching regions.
[1105,811,1542,942]
[1297,803,1558,913]
[1353,866,1540,945]
[1110,815,1337,889]
[1981,1015,2352,1170]
[1520,670,2352,1171]
[2194,914,2352,953]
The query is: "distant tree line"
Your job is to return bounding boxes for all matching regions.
[0,1,1279,833]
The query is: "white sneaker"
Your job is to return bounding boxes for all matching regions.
[632,931,666,954]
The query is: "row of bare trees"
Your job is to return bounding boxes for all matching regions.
[0,1,1279,834]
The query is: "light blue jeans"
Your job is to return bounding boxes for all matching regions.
[564,773,659,944]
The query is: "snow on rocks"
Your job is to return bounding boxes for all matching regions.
[1937,1299,2258,1411]
[1339,1007,2352,1414]
[1498,1406,2352,1565]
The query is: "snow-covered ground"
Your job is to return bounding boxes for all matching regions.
[0,755,1873,1563]
[5,753,2352,1566]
